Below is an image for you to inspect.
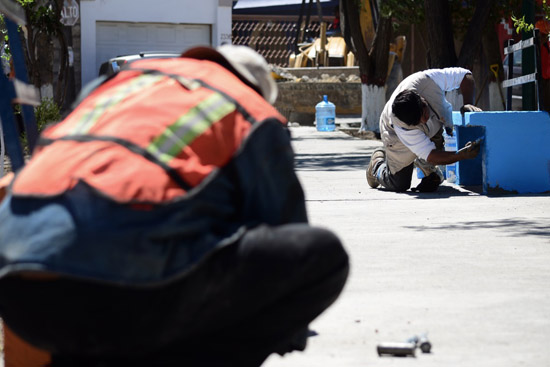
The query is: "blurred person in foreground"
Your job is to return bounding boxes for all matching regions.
[367,67,482,193]
[0,45,349,367]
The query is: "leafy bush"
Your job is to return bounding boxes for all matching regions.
[19,98,61,153]
[34,97,61,131]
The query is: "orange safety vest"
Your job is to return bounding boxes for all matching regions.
[12,58,285,203]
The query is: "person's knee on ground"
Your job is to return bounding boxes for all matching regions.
[381,171,412,192]
[148,224,349,367]
[414,158,436,177]
[366,148,386,188]
[411,171,441,192]
[373,162,414,192]
[234,224,349,358]
[392,178,412,192]
[238,224,349,297]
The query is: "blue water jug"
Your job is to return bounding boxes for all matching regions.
[444,131,458,183]
[315,95,336,132]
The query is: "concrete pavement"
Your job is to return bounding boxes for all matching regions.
[264,126,550,367]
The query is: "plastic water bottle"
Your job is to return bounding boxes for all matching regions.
[315,95,336,132]
[444,131,458,183]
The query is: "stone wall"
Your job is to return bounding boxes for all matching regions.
[283,66,359,79]
[274,65,361,124]
[275,81,361,117]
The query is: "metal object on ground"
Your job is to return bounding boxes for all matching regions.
[407,333,432,354]
[377,342,416,357]
[418,335,432,353]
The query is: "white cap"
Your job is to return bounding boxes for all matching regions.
[182,45,278,104]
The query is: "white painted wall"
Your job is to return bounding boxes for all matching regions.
[80,0,232,86]
[216,0,233,46]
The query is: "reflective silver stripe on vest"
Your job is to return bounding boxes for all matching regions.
[146,91,236,164]
[71,74,165,135]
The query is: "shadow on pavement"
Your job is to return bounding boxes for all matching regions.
[291,135,358,142]
[295,153,369,171]
[404,185,550,199]
[403,217,550,238]
[400,184,483,198]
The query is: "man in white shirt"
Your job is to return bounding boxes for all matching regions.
[367,67,482,192]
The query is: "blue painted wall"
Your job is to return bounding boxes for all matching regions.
[451,111,550,194]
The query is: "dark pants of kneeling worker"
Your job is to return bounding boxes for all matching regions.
[374,128,445,192]
[0,224,349,367]
[375,161,415,192]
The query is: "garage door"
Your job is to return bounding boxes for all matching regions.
[96,21,211,75]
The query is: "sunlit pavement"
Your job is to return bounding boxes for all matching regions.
[264,126,550,367]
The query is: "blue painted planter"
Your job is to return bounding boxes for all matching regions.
[451,111,550,194]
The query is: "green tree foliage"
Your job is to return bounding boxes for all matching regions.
[451,1,522,40]
[380,0,522,38]
[374,0,524,69]
[1,0,69,107]
[34,97,60,131]
[19,0,60,36]
[19,97,60,153]
[511,14,534,33]
[511,0,550,34]
[380,0,423,26]
[1,14,8,65]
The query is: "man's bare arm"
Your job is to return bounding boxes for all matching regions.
[426,139,481,165]
[460,73,476,105]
